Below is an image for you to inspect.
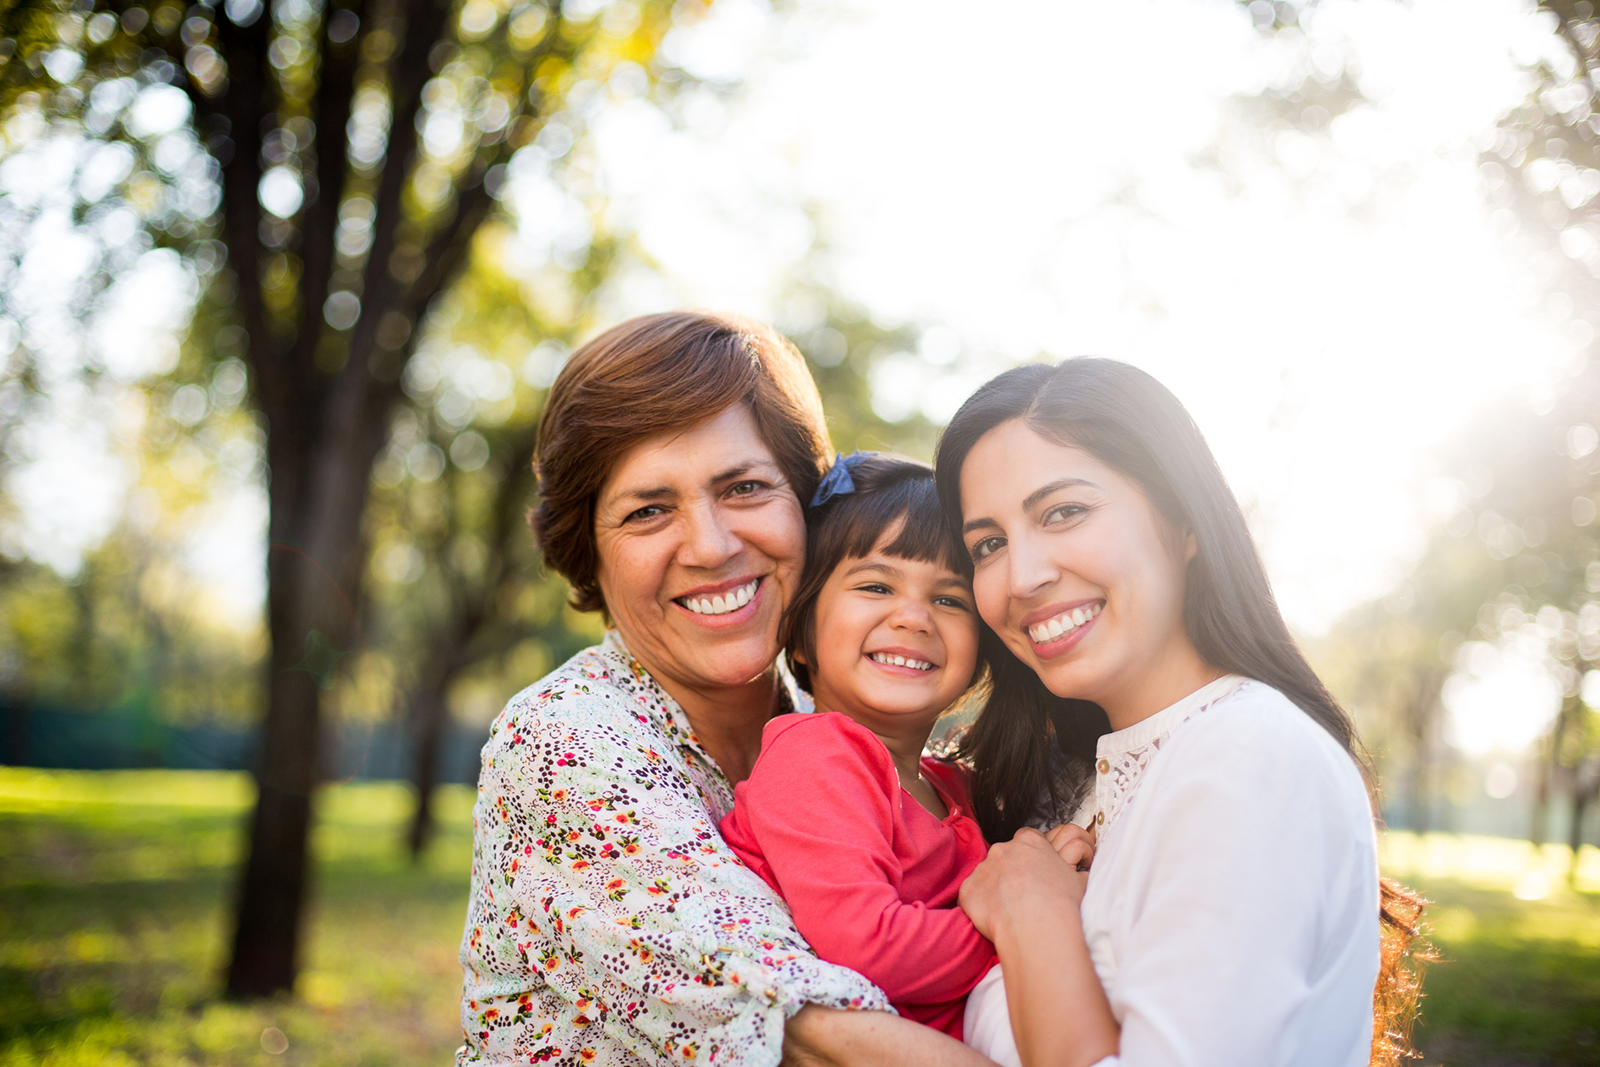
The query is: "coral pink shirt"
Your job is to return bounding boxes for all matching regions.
[719,712,997,1038]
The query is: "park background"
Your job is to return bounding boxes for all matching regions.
[2,0,1599,1062]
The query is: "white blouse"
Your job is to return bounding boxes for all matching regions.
[966,676,1380,1067]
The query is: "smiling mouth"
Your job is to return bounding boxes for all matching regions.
[1027,601,1103,644]
[677,578,760,616]
[867,652,936,671]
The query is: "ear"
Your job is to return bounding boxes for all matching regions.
[1184,530,1198,563]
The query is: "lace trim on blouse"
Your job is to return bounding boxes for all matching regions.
[1086,675,1248,840]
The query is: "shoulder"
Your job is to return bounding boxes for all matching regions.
[747,712,897,794]
[758,711,892,766]
[1152,681,1370,819]
[483,641,669,755]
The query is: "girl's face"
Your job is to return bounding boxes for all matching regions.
[804,529,979,734]
[958,419,1197,720]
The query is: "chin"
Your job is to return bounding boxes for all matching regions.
[691,641,780,687]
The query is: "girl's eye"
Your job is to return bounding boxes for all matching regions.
[969,535,1005,561]
[855,582,893,595]
[933,595,971,611]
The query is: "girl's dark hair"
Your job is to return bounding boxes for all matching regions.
[784,454,975,693]
[934,358,1427,1063]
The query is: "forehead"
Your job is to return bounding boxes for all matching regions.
[600,403,777,500]
[959,420,1119,507]
[843,539,971,586]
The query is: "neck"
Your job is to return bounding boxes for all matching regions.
[652,666,782,787]
[1098,636,1222,733]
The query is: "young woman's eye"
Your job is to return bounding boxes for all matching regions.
[969,535,1005,561]
[1044,503,1088,525]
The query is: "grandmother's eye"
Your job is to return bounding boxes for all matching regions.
[728,480,765,497]
[625,505,665,523]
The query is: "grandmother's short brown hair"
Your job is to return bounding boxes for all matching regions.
[532,310,832,614]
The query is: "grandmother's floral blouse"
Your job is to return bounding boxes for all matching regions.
[457,632,891,1066]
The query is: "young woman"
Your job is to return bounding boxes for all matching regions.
[933,358,1419,1067]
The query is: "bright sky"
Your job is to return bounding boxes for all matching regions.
[4,0,1585,751]
[586,0,1577,639]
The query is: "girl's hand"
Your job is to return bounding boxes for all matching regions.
[1044,822,1095,870]
[958,827,1088,943]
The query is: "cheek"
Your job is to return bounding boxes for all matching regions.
[742,499,806,576]
[971,567,1011,634]
[596,534,664,611]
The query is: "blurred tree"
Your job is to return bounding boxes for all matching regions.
[0,0,684,995]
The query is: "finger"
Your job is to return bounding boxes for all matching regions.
[1044,824,1092,849]
[1053,840,1093,869]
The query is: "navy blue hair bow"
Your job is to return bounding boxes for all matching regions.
[811,450,876,508]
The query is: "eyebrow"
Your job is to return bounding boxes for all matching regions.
[962,477,1100,535]
[843,559,904,579]
[605,464,763,507]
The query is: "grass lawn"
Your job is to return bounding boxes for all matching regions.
[1,770,1597,1066]
[0,768,472,1066]
[1382,833,1600,1066]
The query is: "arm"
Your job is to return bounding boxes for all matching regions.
[1092,709,1380,1066]
[958,829,1119,1067]
[488,698,891,1065]
[732,717,995,1006]
[783,1005,998,1067]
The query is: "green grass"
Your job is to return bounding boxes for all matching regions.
[1381,832,1600,1066]
[0,768,473,1066]
[1,773,1597,1066]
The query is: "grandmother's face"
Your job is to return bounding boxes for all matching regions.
[593,403,806,703]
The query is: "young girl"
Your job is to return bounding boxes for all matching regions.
[719,453,1004,1040]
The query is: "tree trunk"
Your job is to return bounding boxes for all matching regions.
[226,390,393,996]
[406,678,451,860]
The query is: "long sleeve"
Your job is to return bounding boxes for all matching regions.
[460,642,890,1067]
[723,714,995,1011]
[1081,691,1379,1067]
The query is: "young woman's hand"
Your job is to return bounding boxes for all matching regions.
[957,828,1118,1067]
[958,827,1088,943]
[1044,822,1095,870]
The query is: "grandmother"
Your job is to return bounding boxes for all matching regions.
[456,311,988,1067]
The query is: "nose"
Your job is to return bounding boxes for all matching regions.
[676,499,742,570]
[1005,529,1059,602]
[888,597,935,635]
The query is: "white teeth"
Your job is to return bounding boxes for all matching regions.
[1028,602,1103,644]
[870,652,934,671]
[681,580,759,616]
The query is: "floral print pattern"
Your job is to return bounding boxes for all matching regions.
[457,633,891,1066]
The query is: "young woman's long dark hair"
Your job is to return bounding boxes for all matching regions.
[934,358,1426,1066]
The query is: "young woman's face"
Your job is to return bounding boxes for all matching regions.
[593,403,805,699]
[958,419,1195,714]
[804,531,979,735]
